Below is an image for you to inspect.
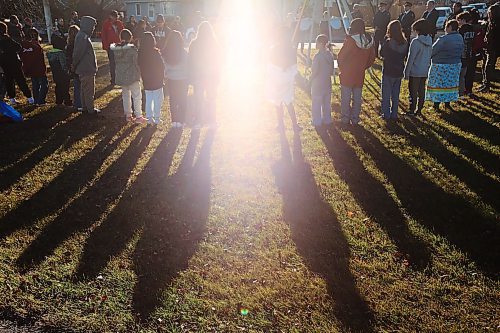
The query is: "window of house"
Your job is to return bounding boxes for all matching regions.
[135,3,141,16]
[148,3,154,18]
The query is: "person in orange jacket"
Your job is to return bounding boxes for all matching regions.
[101,10,124,85]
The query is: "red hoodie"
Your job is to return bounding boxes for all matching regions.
[101,18,124,51]
[19,40,47,77]
[338,34,376,88]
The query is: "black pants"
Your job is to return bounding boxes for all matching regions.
[374,32,384,57]
[5,66,31,99]
[167,79,188,123]
[408,77,426,114]
[51,65,71,105]
[107,49,116,85]
[464,59,476,94]
[482,48,498,87]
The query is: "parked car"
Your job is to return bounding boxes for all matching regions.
[436,6,452,30]
[468,3,488,18]
[462,5,475,12]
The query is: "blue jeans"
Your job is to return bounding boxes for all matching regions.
[311,91,332,126]
[31,76,48,105]
[73,76,82,108]
[381,75,402,119]
[340,85,362,124]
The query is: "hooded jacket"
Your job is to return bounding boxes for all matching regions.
[338,34,376,88]
[431,31,464,64]
[110,43,141,86]
[138,47,164,90]
[380,38,408,78]
[101,18,124,51]
[0,35,23,74]
[73,16,97,76]
[19,39,47,77]
[404,34,433,78]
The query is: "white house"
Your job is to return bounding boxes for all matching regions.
[124,0,222,21]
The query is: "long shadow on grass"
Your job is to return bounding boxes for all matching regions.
[318,126,431,269]
[273,131,374,332]
[15,127,154,271]
[74,129,214,321]
[398,118,500,211]
[350,126,500,278]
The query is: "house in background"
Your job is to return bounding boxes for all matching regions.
[124,0,222,21]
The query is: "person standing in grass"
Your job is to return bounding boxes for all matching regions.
[404,19,432,116]
[380,20,408,121]
[267,26,302,132]
[373,2,391,57]
[310,34,334,127]
[0,21,34,106]
[188,21,221,129]
[101,10,124,86]
[338,18,376,125]
[457,12,475,97]
[67,25,82,111]
[164,30,188,128]
[426,20,464,112]
[47,33,71,106]
[111,29,146,124]
[73,16,99,114]
[20,29,48,106]
[138,32,164,125]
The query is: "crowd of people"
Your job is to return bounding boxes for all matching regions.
[0,1,498,129]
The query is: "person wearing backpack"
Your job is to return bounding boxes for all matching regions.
[111,29,146,123]
[47,33,71,106]
[20,29,48,106]
[404,19,432,116]
[380,20,408,121]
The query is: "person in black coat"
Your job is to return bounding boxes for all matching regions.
[399,2,416,42]
[422,0,439,39]
[445,2,463,26]
[373,2,392,57]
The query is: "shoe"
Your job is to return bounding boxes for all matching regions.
[28,97,35,104]
[126,116,134,122]
[9,98,18,105]
[134,116,147,124]
[77,107,83,112]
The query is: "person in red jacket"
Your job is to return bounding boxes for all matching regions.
[338,18,376,125]
[20,29,48,105]
[101,10,124,85]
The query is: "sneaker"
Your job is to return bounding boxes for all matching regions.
[28,97,35,104]
[134,116,147,124]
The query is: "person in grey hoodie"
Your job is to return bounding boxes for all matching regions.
[72,16,99,114]
[310,34,334,127]
[425,19,464,112]
[404,19,433,116]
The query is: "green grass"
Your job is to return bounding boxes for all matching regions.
[0,46,498,332]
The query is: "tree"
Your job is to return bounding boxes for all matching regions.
[1,0,43,19]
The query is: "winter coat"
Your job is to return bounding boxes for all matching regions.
[404,34,433,78]
[73,16,97,76]
[138,48,164,90]
[0,35,23,75]
[19,40,47,77]
[485,2,500,52]
[398,10,415,36]
[431,31,464,64]
[151,25,171,51]
[458,23,475,63]
[311,48,334,95]
[111,43,141,86]
[101,18,124,51]
[338,34,376,88]
[165,49,189,81]
[422,9,439,36]
[7,22,24,44]
[380,38,408,78]
[373,10,391,39]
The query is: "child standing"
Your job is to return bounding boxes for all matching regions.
[138,32,164,125]
[338,19,376,125]
[404,19,432,116]
[457,12,475,96]
[47,33,71,106]
[66,25,82,111]
[163,30,188,128]
[0,21,34,105]
[311,34,334,127]
[111,29,146,123]
[20,29,48,105]
[380,20,408,120]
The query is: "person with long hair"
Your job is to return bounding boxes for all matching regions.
[267,26,302,132]
[164,30,188,128]
[138,32,164,125]
[337,18,376,125]
[111,29,146,123]
[404,19,433,116]
[426,20,464,112]
[67,25,82,111]
[188,21,220,129]
[380,20,408,120]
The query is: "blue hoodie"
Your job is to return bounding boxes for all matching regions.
[431,31,464,64]
[404,34,433,78]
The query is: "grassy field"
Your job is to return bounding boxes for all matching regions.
[0,45,499,332]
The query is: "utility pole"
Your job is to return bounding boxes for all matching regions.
[42,0,52,43]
